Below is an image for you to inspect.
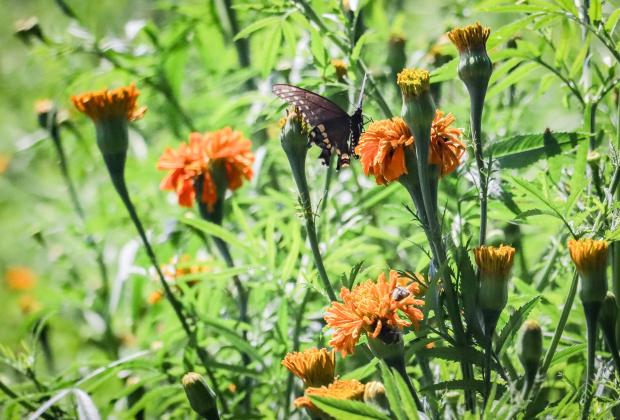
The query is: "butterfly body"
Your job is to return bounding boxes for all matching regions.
[273,80,366,169]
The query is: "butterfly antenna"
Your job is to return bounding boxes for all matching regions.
[356,73,368,109]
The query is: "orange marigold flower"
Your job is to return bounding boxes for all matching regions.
[0,154,10,175]
[71,83,146,122]
[355,117,413,185]
[429,110,465,176]
[5,266,37,291]
[294,379,365,412]
[157,128,254,209]
[324,270,425,357]
[282,348,336,388]
[355,111,464,184]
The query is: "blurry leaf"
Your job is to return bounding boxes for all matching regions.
[453,245,484,343]
[606,227,620,241]
[261,26,283,77]
[550,344,586,366]
[181,216,251,254]
[421,379,502,394]
[309,396,390,420]
[29,389,72,419]
[569,35,591,79]
[389,366,420,419]
[495,296,540,356]
[74,389,101,420]
[351,31,372,62]
[605,9,620,32]
[489,132,588,169]
[310,27,328,68]
[234,16,281,40]
[201,318,264,366]
[424,346,495,368]
[430,57,457,83]
[487,62,539,99]
[588,0,602,23]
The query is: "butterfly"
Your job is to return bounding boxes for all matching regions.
[273,74,367,170]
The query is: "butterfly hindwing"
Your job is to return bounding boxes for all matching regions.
[309,116,352,168]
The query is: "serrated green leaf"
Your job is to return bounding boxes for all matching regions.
[378,362,407,420]
[487,62,539,99]
[181,216,251,254]
[234,16,281,40]
[488,132,588,169]
[568,35,591,78]
[309,396,391,420]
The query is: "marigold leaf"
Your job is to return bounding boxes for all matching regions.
[309,396,391,420]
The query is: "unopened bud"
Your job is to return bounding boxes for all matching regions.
[181,372,218,419]
[364,381,389,413]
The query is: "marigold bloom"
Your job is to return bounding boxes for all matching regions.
[355,117,413,185]
[294,379,365,412]
[568,239,608,275]
[157,128,254,209]
[161,255,210,285]
[429,111,465,176]
[474,245,515,279]
[5,266,37,291]
[71,84,146,123]
[282,348,335,388]
[447,22,491,54]
[324,270,425,356]
[331,59,348,80]
[356,111,464,184]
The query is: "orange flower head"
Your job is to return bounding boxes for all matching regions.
[568,238,608,275]
[355,117,413,185]
[282,348,336,388]
[294,379,365,413]
[429,110,465,176]
[71,83,146,122]
[0,154,10,175]
[324,270,425,356]
[157,128,254,209]
[356,110,464,184]
[5,266,37,291]
[474,245,515,280]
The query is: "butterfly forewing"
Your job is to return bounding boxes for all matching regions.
[273,84,353,168]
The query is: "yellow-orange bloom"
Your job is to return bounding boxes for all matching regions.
[0,154,10,174]
[474,245,515,279]
[355,111,464,184]
[355,117,413,185]
[568,239,609,275]
[5,266,37,291]
[282,348,335,388]
[71,83,146,122]
[294,379,365,412]
[161,255,210,287]
[429,111,465,176]
[324,270,425,357]
[157,128,254,209]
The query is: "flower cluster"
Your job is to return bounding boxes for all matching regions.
[355,110,464,185]
[157,128,254,209]
[324,270,425,356]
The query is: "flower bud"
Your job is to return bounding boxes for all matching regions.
[181,372,219,419]
[474,245,515,313]
[568,238,608,304]
[14,17,45,45]
[364,381,389,413]
[518,320,543,393]
[447,23,492,102]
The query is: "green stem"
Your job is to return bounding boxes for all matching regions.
[601,323,620,380]
[469,87,488,246]
[103,154,227,413]
[581,302,600,420]
[289,164,337,302]
[482,310,500,408]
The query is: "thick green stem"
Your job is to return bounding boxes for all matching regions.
[469,89,488,246]
[482,310,500,408]
[581,302,600,420]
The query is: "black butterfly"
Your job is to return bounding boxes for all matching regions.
[273,75,367,169]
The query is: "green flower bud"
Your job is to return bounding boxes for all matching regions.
[181,372,219,419]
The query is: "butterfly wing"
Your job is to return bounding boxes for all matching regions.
[273,84,352,168]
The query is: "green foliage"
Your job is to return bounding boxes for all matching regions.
[0,0,619,418]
